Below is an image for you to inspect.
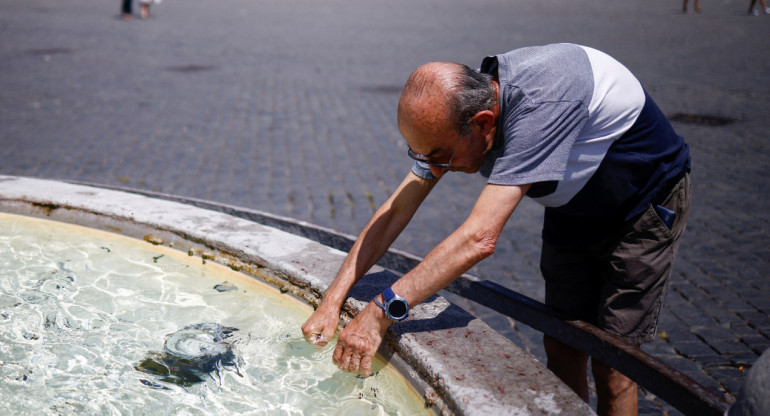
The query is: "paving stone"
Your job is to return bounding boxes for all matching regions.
[729,353,761,368]
[673,342,717,358]
[706,367,749,396]
[715,313,749,329]
[641,340,679,358]
[663,328,703,345]
[673,308,719,327]
[691,325,737,341]
[696,355,732,369]
[739,310,770,329]
[745,343,770,356]
[708,340,755,356]
[748,298,770,315]
[758,327,770,339]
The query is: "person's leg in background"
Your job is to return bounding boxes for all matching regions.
[121,0,132,20]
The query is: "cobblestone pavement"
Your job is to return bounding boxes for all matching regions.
[1,0,768,414]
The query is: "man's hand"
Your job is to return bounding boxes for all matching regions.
[301,302,341,349]
[332,303,391,377]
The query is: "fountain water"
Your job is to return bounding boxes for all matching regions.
[0,212,429,415]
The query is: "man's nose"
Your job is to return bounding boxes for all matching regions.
[429,165,447,178]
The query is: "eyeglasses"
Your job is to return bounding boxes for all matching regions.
[407,134,464,170]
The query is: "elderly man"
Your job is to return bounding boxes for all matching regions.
[302,43,691,416]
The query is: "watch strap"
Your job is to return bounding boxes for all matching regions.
[374,296,386,311]
[381,286,397,302]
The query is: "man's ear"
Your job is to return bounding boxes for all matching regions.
[472,110,496,135]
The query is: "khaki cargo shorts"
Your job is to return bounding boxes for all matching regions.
[540,174,692,344]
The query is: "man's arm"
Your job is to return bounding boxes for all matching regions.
[301,171,438,347]
[333,182,530,376]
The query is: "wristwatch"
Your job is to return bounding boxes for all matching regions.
[374,287,410,321]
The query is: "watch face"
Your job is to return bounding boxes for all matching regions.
[388,299,408,319]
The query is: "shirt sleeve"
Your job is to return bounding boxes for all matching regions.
[485,86,589,186]
[411,160,437,180]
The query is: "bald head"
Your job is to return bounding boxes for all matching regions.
[398,62,497,140]
[397,62,462,138]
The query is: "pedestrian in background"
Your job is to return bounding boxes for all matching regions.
[682,0,701,13]
[121,0,132,20]
[140,0,161,20]
[748,0,770,15]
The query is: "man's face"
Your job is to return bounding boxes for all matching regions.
[402,121,490,178]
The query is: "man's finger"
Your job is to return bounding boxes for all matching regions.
[360,355,373,378]
[305,332,329,348]
[332,343,344,366]
[339,351,353,372]
[349,354,362,374]
[313,333,329,348]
